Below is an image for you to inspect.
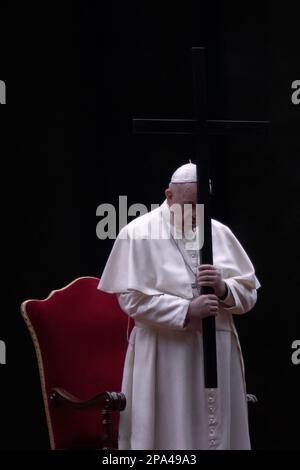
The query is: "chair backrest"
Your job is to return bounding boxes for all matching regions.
[21,277,130,449]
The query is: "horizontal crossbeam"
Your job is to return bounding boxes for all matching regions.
[133,118,269,136]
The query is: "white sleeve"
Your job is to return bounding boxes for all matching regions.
[213,222,260,315]
[219,279,258,315]
[117,290,190,330]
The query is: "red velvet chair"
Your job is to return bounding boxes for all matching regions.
[20,276,131,449]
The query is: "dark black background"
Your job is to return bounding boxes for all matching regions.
[0,1,299,450]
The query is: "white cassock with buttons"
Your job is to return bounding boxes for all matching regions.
[98,167,260,450]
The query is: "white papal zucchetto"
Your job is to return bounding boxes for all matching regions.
[170,162,197,184]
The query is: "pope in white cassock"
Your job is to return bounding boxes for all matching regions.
[98,162,260,450]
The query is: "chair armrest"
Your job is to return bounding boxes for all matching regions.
[49,387,126,412]
[246,394,258,403]
[49,388,126,450]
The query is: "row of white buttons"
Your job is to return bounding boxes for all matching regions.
[207,389,218,448]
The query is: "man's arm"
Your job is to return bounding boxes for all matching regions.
[117,289,220,330]
[117,290,190,330]
[197,265,258,315]
[219,278,258,315]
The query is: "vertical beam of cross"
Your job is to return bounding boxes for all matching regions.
[192,47,217,388]
[132,46,269,388]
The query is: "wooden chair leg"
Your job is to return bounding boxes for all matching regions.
[101,410,113,450]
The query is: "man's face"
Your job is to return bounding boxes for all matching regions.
[165,183,198,230]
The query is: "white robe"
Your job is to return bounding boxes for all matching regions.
[98,200,260,450]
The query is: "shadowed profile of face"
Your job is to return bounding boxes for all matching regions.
[165,182,198,230]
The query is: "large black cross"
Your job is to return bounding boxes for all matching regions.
[133,47,268,388]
